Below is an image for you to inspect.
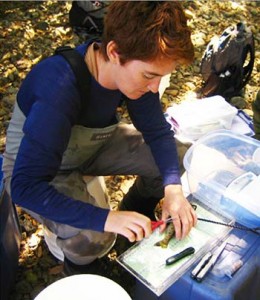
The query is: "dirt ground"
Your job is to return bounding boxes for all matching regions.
[0,1,259,299]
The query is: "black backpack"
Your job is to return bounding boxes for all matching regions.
[199,22,255,102]
[69,1,108,40]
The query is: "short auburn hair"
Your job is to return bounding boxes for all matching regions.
[101,1,194,65]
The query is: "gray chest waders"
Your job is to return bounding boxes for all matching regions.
[44,124,118,264]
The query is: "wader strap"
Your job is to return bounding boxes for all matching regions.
[54,46,92,123]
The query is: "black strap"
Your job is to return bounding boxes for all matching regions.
[241,42,255,89]
[55,45,126,124]
[55,46,91,121]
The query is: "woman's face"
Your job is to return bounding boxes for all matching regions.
[113,57,177,100]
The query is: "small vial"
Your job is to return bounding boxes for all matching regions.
[225,260,243,279]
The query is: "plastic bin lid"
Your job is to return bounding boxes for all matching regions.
[184,129,260,173]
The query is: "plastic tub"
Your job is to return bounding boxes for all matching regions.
[134,228,260,300]
[166,96,238,141]
[183,130,260,228]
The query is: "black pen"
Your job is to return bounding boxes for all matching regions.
[166,247,195,266]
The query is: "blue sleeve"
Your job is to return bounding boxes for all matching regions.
[11,54,109,232]
[126,92,181,186]
[12,102,109,231]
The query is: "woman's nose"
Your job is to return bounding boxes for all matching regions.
[147,77,161,93]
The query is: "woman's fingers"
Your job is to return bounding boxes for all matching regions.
[104,210,152,242]
[162,189,198,240]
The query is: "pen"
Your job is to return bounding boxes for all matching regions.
[166,247,195,266]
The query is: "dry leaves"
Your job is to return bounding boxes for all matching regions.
[1,1,259,299]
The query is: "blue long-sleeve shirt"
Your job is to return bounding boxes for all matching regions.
[10,42,180,232]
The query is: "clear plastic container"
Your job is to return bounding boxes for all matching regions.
[184,130,260,228]
[166,96,238,141]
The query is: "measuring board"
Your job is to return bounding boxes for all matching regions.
[117,199,233,296]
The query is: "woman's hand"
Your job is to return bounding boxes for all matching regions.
[104,210,152,242]
[160,184,197,240]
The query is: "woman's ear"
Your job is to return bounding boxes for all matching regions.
[106,41,120,64]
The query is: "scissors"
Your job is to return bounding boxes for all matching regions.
[151,217,174,231]
[151,203,197,231]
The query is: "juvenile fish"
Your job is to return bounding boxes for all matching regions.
[154,223,175,248]
[153,202,196,248]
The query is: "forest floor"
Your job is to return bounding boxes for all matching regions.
[0,1,259,299]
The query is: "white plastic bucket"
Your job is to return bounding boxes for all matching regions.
[34,274,131,300]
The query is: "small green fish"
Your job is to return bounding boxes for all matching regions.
[154,223,175,248]
[153,202,197,248]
